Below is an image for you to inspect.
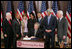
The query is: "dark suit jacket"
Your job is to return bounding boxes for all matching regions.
[27,18,37,32]
[57,17,68,39]
[42,15,57,37]
[12,18,21,40]
[2,18,13,38]
[28,28,43,38]
[37,18,43,24]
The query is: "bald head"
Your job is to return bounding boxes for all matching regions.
[57,10,63,18]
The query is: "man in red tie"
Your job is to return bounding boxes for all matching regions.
[2,12,13,48]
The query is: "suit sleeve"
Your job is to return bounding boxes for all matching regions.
[41,17,47,36]
[12,20,16,36]
[63,18,68,36]
[2,20,7,35]
[27,19,30,30]
[51,16,57,32]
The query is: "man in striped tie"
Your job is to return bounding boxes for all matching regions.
[57,10,68,48]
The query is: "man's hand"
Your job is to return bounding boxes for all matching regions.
[16,34,19,38]
[4,34,7,37]
[25,36,28,38]
[45,30,52,33]
[44,36,46,39]
[63,35,66,40]
[55,28,57,31]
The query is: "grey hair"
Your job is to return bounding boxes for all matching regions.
[34,22,40,27]
[6,12,11,16]
[57,10,63,16]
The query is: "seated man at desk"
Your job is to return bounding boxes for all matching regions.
[27,22,42,39]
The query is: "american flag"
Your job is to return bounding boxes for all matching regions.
[52,1,58,42]
[1,3,3,39]
[17,1,24,21]
[66,1,71,39]
[52,1,58,19]
[41,1,47,18]
[27,1,36,19]
[52,1,58,34]
[6,1,12,14]
[6,1,12,20]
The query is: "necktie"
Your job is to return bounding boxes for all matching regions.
[59,18,60,22]
[8,20,11,25]
[48,17,50,24]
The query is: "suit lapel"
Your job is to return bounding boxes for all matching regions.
[46,16,48,26]
[6,19,11,26]
[59,17,63,23]
[15,18,20,25]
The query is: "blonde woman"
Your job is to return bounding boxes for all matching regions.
[21,14,28,37]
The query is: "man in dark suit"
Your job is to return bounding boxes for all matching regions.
[42,9,57,48]
[37,12,43,24]
[2,13,13,48]
[37,12,44,38]
[28,22,43,39]
[12,13,21,48]
[57,10,68,47]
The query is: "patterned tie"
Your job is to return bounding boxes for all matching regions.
[8,20,11,25]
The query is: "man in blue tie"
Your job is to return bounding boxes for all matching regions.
[42,9,57,48]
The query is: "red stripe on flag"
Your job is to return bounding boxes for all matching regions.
[23,10,25,14]
[67,33,71,39]
[66,14,71,25]
[21,12,22,16]
[41,13,43,18]
[17,11,19,14]
[27,13,29,19]
[44,12,46,16]
[69,13,71,17]
[20,13,22,21]
[68,26,71,33]
[20,17,22,21]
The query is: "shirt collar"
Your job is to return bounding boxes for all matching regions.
[48,14,51,18]
[38,17,42,20]
[60,16,63,21]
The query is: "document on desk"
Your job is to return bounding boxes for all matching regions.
[23,37,31,40]
[23,37,39,40]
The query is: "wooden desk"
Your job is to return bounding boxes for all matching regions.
[17,38,44,48]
